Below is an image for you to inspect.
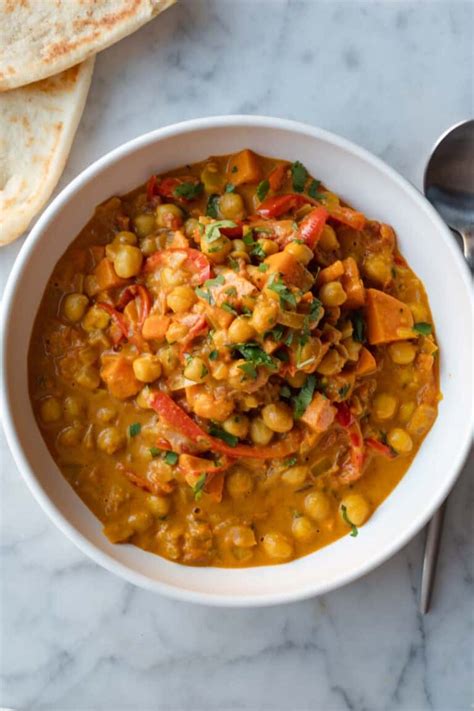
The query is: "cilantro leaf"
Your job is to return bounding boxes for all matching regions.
[149,447,161,457]
[238,362,258,379]
[341,504,358,537]
[225,183,235,192]
[206,194,220,218]
[205,220,237,243]
[267,274,297,308]
[256,179,270,202]
[251,242,267,260]
[284,455,298,467]
[413,322,432,336]
[204,275,225,288]
[351,310,366,343]
[209,350,218,361]
[164,451,179,466]
[193,473,207,501]
[280,385,291,399]
[338,383,351,399]
[230,342,277,370]
[307,179,322,199]
[291,161,308,193]
[309,298,323,323]
[292,375,316,419]
[195,286,212,304]
[258,263,269,272]
[174,181,203,200]
[221,302,238,315]
[209,423,238,447]
[129,422,141,437]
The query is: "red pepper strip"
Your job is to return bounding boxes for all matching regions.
[156,177,181,200]
[298,206,329,249]
[219,224,243,238]
[327,205,366,231]
[117,464,173,495]
[97,302,130,341]
[146,174,157,201]
[179,315,208,360]
[145,248,211,286]
[335,402,354,428]
[256,193,308,219]
[116,285,152,329]
[150,392,302,460]
[339,421,365,483]
[365,437,395,458]
[268,164,287,192]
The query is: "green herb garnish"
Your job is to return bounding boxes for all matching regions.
[338,383,351,399]
[225,183,235,192]
[256,179,270,202]
[229,257,239,272]
[230,342,277,370]
[209,424,238,447]
[149,447,161,457]
[209,350,218,361]
[164,451,179,466]
[351,310,365,343]
[258,263,269,272]
[251,242,267,260]
[413,322,433,336]
[195,286,212,304]
[206,194,220,218]
[280,385,291,399]
[193,473,207,500]
[341,504,358,537]
[221,302,238,315]
[292,374,316,419]
[174,181,203,200]
[231,165,238,173]
[238,362,258,379]
[204,275,225,288]
[205,220,237,243]
[307,179,323,199]
[201,364,209,378]
[267,274,297,308]
[129,422,141,437]
[284,456,298,467]
[291,161,308,193]
[225,286,238,297]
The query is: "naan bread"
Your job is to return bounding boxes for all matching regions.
[0,0,175,91]
[0,58,94,246]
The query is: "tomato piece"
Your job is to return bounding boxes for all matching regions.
[145,248,211,285]
[335,402,354,428]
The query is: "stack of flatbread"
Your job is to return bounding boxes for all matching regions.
[0,0,175,246]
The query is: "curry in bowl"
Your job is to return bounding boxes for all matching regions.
[28,150,440,567]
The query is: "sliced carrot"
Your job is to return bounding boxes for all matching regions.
[355,346,377,375]
[94,258,126,291]
[227,149,262,185]
[341,257,365,308]
[365,288,414,345]
[142,314,170,341]
[100,355,141,399]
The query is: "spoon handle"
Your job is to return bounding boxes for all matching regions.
[458,227,474,270]
[419,498,448,614]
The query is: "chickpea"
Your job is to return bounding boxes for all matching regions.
[316,349,345,376]
[166,285,197,314]
[166,321,189,344]
[155,203,184,229]
[286,371,307,388]
[161,266,186,289]
[63,293,89,322]
[140,236,158,256]
[97,426,125,454]
[146,494,171,517]
[261,402,294,433]
[113,245,143,278]
[258,238,279,256]
[250,417,273,445]
[305,491,331,522]
[387,427,413,454]
[281,465,309,487]
[96,406,117,423]
[251,299,279,334]
[78,346,99,366]
[201,233,232,263]
[113,230,137,246]
[318,224,339,250]
[340,494,370,527]
[285,241,313,265]
[226,525,256,548]
[157,345,179,376]
[63,395,83,420]
[133,213,156,238]
[373,393,398,420]
[84,275,99,297]
[363,254,391,285]
[127,511,153,533]
[75,366,100,390]
[136,386,153,410]
[408,301,428,322]
[261,532,293,560]
[211,361,229,380]
[184,217,200,240]
[399,401,416,423]
[297,339,322,371]
[133,354,162,383]
[226,469,254,498]
[388,341,416,365]
[319,281,347,307]
[82,305,110,332]
[219,192,245,221]
[232,238,248,253]
[192,392,234,421]
[58,424,83,447]
[223,414,249,439]
[292,515,316,542]
[227,316,256,343]
[184,356,208,383]
[40,397,62,423]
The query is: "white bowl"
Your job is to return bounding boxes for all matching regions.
[1,116,473,606]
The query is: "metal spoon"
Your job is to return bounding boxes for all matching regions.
[419,119,474,614]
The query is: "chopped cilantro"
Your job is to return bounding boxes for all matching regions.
[201,364,209,378]
[258,263,269,272]
[239,362,258,379]
[284,330,294,346]
[209,350,218,361]
[149,447,161,457]
[241,306,253,316]
[209,423,238,447]
[251,242,267,260]
[309,298,323,322]
[231,165,238,173]
[164,451,179,466]
[280,385,291,399]
[307,179,323,199]
[206,194,220,218]
[193,473,207,501]
[225,286,237,297]
[204,275,225,288]
[129,422,141,437]
[284,456,298,467]
[230,342,277,370]
[195,286,212,304]
[243,231,254,246]
[338,383,351,399]
[413,322,432,336]
[292,374,316,419]
[221,302,238,315]
[265,324,285,341]
[351,310,365,343]
[205,220,237,243]
[256,179,270,202]
[174,181,203,200]
[341,504,358,537]
[225,183,235,192]
[291,161,308,193]
[267,274,297,308]
[229,257,240,271]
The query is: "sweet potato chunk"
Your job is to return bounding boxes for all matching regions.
[142,314,170,341]
[355,346,377,375]
[94,258,126,291]
[227,149,262,186]
[341,257,365,308]
[100,355,141,399]
[265,251,314,290]
[301,393,336,432]
[316,260,344,286]
[365,288,414,345]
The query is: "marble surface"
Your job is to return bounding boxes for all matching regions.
[1,1,473,709]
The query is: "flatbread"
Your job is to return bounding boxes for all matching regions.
[0,58,94,246]
[0,0,175,91]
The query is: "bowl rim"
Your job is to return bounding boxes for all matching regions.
[1,114,473,607]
